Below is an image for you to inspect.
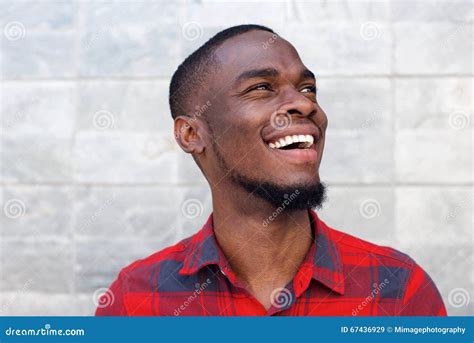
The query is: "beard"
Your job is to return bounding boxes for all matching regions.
[231,172,327,211]
[212,139,327,211]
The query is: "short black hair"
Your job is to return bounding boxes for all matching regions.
[169,24,275,119]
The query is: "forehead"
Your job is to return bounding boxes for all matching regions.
[213,30,305,81]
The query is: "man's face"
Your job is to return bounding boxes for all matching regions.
[199,30,328,208]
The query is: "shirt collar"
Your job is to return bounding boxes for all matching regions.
[179,210,345,295]
[306,209,345,295]
[179,214,223,275]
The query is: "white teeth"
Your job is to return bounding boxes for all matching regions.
[303,135,314,148]
[267,134,316,149]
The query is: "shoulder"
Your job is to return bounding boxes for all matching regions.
[116,234,194,286]
[319,218,418,298]
[320,219,415,268]
[319,218,446,315]
[95,233,198,316]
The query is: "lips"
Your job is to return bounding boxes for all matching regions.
[268,141,318,163]
[263,126,320,163]
[267,134,314,149]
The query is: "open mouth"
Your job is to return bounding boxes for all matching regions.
[266,134,315,150]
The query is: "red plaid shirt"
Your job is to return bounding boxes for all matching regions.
[96,210,447,316]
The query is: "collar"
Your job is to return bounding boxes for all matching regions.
[179,210,345,295]
[179,214,223,275]
[303,210,345,295]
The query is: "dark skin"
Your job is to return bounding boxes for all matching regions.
[174,30,328,310]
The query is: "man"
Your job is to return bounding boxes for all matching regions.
[96,24,446,316]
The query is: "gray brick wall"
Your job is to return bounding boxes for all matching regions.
[0,0,472,316]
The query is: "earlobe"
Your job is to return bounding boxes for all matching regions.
[174,116,205,154]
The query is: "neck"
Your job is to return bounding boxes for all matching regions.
[210,182,313,296]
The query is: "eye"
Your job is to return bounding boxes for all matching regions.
[300,85,317,94]
[248,83,272,92]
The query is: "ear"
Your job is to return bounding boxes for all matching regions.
[174,115,206,155]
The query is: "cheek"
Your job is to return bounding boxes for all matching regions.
[207,103,272,164]
[212,127,270,174]
[215,126,263,158]
[316,106,329,130]
[211,110,264,152]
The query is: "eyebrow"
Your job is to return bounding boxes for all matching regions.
[301,69,316,80]
[235,67,279,84]
[234,67,316,86]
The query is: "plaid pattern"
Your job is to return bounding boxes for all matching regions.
[96,210,447,316]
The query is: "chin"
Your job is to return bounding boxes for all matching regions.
[232,169,327,211]
[279,174,321,188]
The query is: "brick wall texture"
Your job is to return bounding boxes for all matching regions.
[0,0,472,315]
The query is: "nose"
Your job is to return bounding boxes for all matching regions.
[276,86,316,119]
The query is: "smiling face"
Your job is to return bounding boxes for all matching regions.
[176,29,328,209]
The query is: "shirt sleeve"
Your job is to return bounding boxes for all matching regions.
[95,271,128,316]
[398,263,447,316]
